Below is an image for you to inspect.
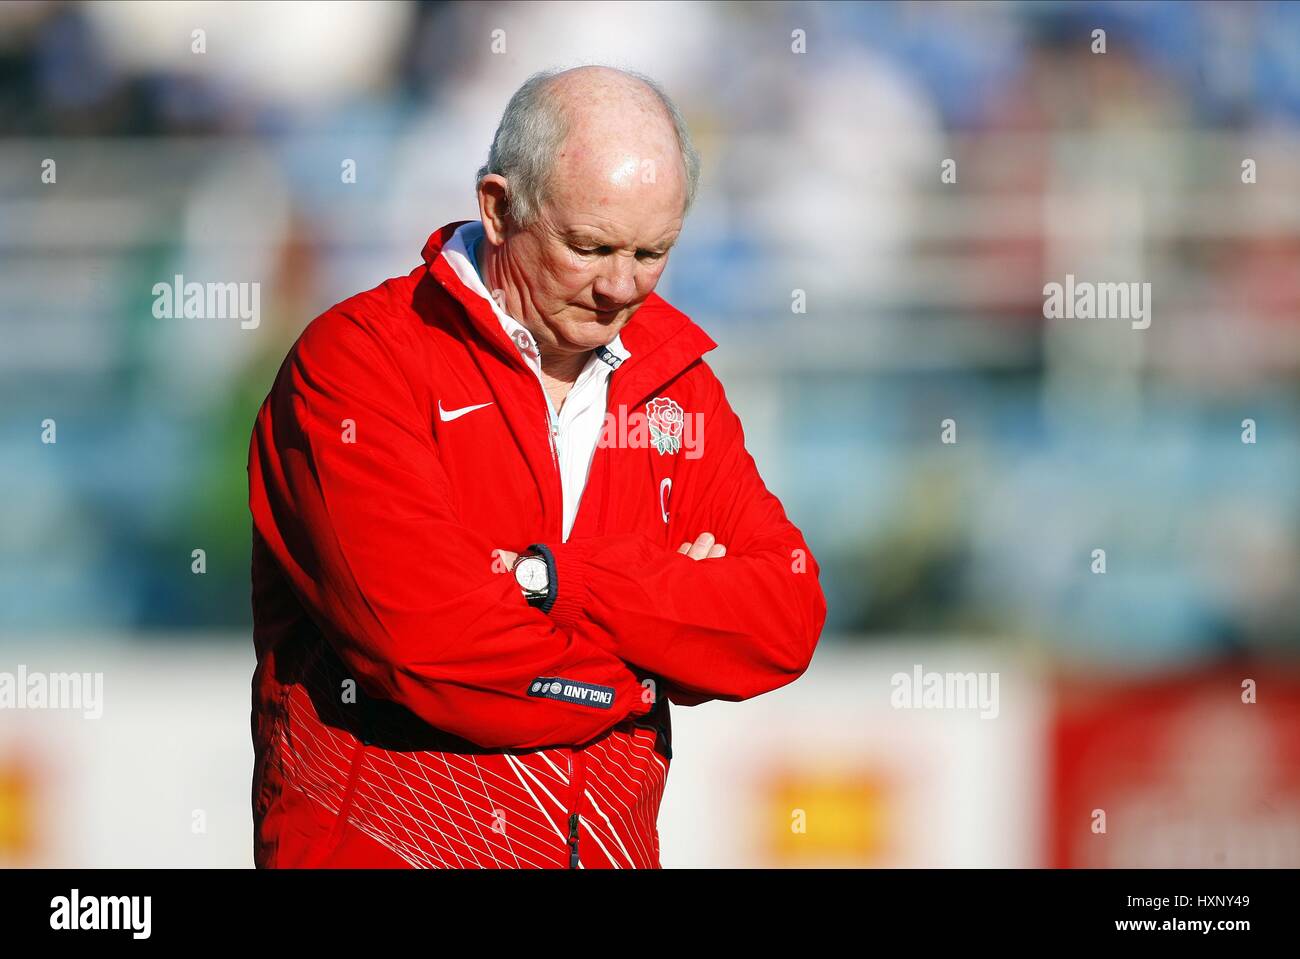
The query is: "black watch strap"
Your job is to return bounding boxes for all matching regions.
[525,543,558,614]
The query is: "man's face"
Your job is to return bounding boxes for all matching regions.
[496,150,686,356]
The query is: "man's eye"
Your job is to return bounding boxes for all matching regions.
[637,250,665,262]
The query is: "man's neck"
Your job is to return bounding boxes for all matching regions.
[481,238,592,387]
[540,348,589,385]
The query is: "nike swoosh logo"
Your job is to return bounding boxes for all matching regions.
[438,400,493,422]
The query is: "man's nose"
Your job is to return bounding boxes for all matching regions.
[592,254,638,305]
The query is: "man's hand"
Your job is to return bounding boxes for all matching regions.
[493,548,519,571]
[677,531,726,560]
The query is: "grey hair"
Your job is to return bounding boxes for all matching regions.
[475,66,702,229]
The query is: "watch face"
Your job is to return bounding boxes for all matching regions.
[515,556,548,593]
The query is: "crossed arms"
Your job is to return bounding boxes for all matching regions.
[248,310,827,750]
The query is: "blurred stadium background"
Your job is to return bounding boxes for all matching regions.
[2,0,1298,867]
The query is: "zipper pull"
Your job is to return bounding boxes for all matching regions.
[568,812,580,868]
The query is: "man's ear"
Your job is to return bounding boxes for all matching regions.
[477,175,513,244]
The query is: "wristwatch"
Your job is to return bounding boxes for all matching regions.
[513,544,557,612]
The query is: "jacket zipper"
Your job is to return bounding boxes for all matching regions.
[567,748,586,868]
[567,811,580,867]
[547,395,583,868]
[525,363,585,867]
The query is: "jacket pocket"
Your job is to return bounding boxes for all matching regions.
[322,737,369,856]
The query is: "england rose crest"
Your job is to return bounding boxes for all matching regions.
[645,396,684,456]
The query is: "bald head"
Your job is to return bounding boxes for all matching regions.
[548,64,673,121]
[546,65,679,146]
[475,65,700,230]
[543,67,687,224]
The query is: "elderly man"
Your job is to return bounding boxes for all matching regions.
[247,66,826,868]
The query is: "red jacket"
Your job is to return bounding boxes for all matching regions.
[247,221,827,868]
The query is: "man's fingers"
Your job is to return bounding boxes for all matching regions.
[679,533,727,560]
[686,531,716,561]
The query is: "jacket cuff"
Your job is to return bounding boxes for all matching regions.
[540,539,592,631]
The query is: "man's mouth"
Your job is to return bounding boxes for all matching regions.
[584,306,621,322]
